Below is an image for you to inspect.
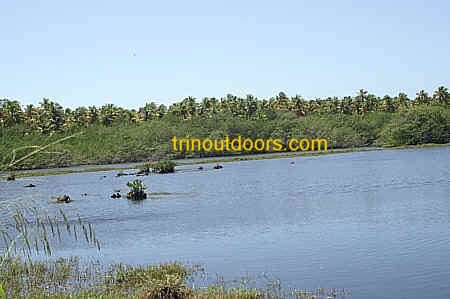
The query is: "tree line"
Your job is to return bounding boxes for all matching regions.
[1,87,449,135]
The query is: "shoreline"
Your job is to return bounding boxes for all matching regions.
[2,143,449,179]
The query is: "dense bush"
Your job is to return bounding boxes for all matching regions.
[380,106,450,146]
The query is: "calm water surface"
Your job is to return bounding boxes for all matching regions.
[1,147,450,298]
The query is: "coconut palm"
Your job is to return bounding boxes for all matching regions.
[290,95,307,116]
[0,99,23,127]
[99,104,119,126]
[433,86,449,105]
[415,90,430,105]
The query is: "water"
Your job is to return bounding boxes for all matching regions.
[1,147,450,298]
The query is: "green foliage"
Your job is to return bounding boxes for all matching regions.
[0,257,286,299]
[151,160,177,174]
[380,106,450,146]
[126,179,147,200]
[1,87,449,134]
[0,284,5,299]
[1,90,450,170]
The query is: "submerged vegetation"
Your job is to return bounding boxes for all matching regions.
[1,87,449,169]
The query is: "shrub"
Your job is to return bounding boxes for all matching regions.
[126,179,148,200]
[151,160,177,174]
[380,106,450,146]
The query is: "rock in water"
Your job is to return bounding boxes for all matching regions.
[56,195,71,203]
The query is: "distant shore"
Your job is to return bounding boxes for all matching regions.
[2,143,449,180]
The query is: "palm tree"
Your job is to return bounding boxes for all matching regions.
[364,94,378,113]
[0,99,23,126]
[290,95,307,116]
[23,104,39,132]
[156,104,167,119]
[168,103,183,119]
[382,95,395,112]
[88,106,99,124]
[274,92,290,110]
[415,90,430,105]
[139,102,158,121]
[354,89,368,114]
[342,96,353,115]
[433,86,449,105]
[394,92,410,111]
[100,104,119,126]
[37,98,65,134]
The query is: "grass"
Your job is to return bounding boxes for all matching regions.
[0,257,345,299]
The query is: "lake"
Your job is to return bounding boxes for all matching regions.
[1,147,450,298]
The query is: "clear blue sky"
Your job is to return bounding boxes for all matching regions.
[1,0,449,108]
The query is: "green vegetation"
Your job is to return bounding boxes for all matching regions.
[126,179,148,200]
[0,257,343,299]
[151,160,177,174]
[0,284,5,299]
[1,87,449,170]
[380,106,450,146]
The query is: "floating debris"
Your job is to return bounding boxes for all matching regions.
[7,174,15,181]
[213,164,223,169]
[198,166,204,170]
[25,183,36,188]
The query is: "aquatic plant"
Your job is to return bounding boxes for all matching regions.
[151,160,177,174]
[126,179,148,200]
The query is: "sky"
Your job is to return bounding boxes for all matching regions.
[1,0,449,109]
